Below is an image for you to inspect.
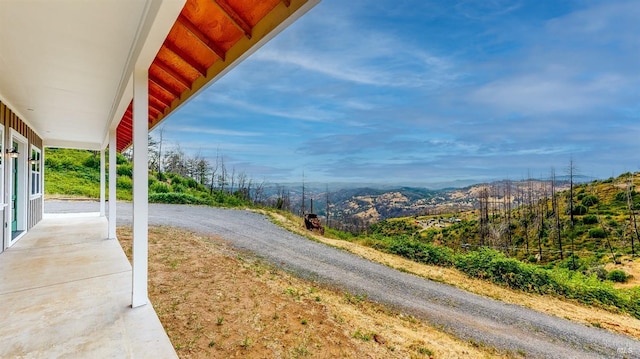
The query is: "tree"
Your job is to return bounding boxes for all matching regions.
[567,158,577,268]
[536,180,547,261]
[164,144,187,176]
[301,171,306,215]
[551,168,563,259]
[478,186,490,246]
[217,156,227,192]
[156,126,165,177]
[504,180,512,254]
[325,184,331,228]
[209,149,220,195]
[626,174,638,256]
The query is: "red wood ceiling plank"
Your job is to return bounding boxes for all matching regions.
[213,0,252,39]
[177,13,226,61]
[149,74,182,99]
[149,93,171,109]
[153,58,192,89]
[163,40,208,77]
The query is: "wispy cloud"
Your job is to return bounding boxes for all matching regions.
[166,125,263,137]
[203,94,339,123]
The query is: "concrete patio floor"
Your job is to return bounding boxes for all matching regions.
[0,213,177,358]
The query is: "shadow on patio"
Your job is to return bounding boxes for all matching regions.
[0,213,176,358]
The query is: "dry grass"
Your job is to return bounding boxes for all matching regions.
[263,210,640,340]
[118,226,511,359]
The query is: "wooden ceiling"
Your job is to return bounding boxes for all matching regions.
[116,0,311,151]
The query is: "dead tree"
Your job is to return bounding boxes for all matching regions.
[626,174,638,257]
[551,168,563,259]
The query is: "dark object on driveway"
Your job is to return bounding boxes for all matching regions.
[304,213,324,235]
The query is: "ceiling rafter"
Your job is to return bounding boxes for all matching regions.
[213,0,252,39]
[163,41,208,77]
[149,74,182,99]
[153,59,192,89]
[149,93,171,109]
[177,13,226,61]
[148,101,164,115]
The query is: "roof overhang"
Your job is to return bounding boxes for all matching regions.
[0,0,319,151]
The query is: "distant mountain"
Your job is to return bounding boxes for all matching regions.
[272,179,573,225]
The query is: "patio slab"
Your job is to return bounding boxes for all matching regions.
[0,213,177,358]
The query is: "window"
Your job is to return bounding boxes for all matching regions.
[30,146,41,197]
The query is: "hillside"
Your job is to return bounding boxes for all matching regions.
[292,180,570,227]
[367,173,640,267]
[44,148,249,207]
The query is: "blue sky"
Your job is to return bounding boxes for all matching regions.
[156,0,640,187]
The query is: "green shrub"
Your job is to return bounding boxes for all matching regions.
[582,215,598,225]
[117,164,132,177]
[82,154,101,169]
[185,178,198,189]
[387,240,453,266]
[581,195,599,207]
[116,176,132,190]
[157,172,167,181]
[607,269,629,283]
[116,153,129,165]
[172,183,186,193]
[148,192,208,205]
[572,205,588,215]
[150,182,171,193]
[169,175,182,185]
[615,192,627,202]
[588,228,606,239]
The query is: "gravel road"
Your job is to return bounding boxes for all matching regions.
[46,201,640,358]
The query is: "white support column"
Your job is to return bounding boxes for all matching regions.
[131,67,149,308]
[99,148,106,216]
[108,128,117,240]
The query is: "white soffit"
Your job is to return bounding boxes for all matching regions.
[0,0,183,150]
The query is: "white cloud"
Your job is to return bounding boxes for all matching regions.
[204,94,338,123]
[165,126,263,137]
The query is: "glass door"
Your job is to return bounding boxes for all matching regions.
[11,141,18,233]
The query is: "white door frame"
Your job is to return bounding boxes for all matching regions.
[7,129,28,247]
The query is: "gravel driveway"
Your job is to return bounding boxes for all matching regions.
[46,200,640,358]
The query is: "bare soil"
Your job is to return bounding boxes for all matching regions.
[264,211,640,340]
[118,226,506,359]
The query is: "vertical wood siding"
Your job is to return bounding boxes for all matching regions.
[0,100,43,231]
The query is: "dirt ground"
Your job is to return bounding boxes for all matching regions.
[118,226,511,359]
[263,211,640,340]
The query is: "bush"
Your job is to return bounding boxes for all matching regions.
[585,266,608,281]
[169,175,182,185]
[148,192,208,205]
[150,182,171,193]
[185,178,198,189]
[387,240,453,266]
[172,183,186,193]
[607,269,629,283]
[82,154,101,169]
[116,153,129,165]
[588,228,606,239]
[582,215,598,225]
[572,205,588,215]
[116,176,132,190]
[117,164,132,177]
[581,195,599,207]
[615,192,627,202]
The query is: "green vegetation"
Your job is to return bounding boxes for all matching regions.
[321,172,640,319]
[44,148,250,207]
